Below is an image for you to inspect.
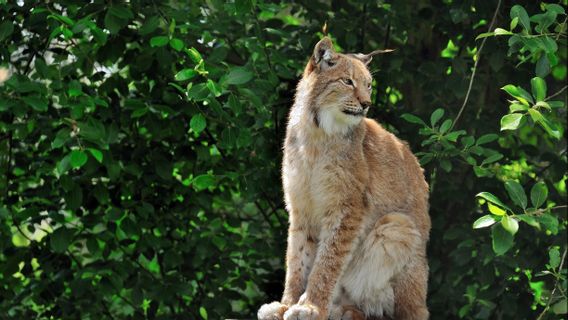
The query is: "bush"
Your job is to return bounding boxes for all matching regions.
[0,1,566,319]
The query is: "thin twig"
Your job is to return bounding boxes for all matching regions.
[536,247,567,320]
[452,0,502,130]
[544,85,568,101]
[556,16,567,41]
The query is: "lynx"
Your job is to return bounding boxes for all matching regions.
[258,37,431,320]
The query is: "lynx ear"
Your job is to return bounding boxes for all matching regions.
[351,49,395,65]
[313,37,337,70]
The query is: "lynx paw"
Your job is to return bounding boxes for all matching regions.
[283,303,322,320]
[258,301,288,320]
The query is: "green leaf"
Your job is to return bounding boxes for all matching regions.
[505,180,527,209]
[510,5,531,32]
[538,36,558,54]
[491,224,514,255]
[235,0,253,15]
[445,130,465,142]
[104,6,131,34]
[400,113,427,126]
[536,54,551,78]
[439,119,452,134]
[493,28,513,36]
[530,77,547,101]
[539,214,559,235]
[190,114,206,134]
[510,17,519,31]
[50,227,74,253]
[500,113,524,131]
[476,192,511,212]
[481,153,503,166]
[488,202,507,216]
[516,214,540,228]
[186,83,209,101]
[23,96,48,112]
[57,154,71,176]
[530,182,548,208]
[461,136,475,148]
[501,85,533,104]
[186,47,203,63]
[501,216,519,235]
[509,103,529,113]
[473,215,497,229]
[547,101,565,109]
[192,174,215,191]
[0,20,14,42]
[139,16,160,35]
[52,128,71,149]
[220,127,237,149]
[548,247,560,269]
[534,101,551,110]
[528,109,561,139]
[174,69,197,81]
[236,129,252,148]
[476,134,498,145]
[150,36,169,47]
[551,299,567,315]
[430,108,444,127]
[199,307,208,320]
[169,38,184,51]
[545,4,565,15]
[475,32,495,40]
[87,148,103,163]
[225,67,253,85]
[70,150,88,169]
[439,159,452,172]
[78,118,107,148]
[206,79,222,97]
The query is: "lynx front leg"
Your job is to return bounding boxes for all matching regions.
[258,222,316,320]
[284,206,363,320]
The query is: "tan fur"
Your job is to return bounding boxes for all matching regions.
[258,37,431,320]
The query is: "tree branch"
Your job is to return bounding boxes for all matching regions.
[536,247,567,320]
[452,0,502,130]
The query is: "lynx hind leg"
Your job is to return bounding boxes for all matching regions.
[329,304,366,320]
[341,213,424,318]
[393,259,429,320]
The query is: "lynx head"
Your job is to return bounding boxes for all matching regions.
[302,37,390,135]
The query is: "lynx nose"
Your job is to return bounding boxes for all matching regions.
[361,102,372,110]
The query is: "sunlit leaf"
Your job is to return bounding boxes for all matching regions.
[473,215,497,229]
[500,113,524,131]
[476,192,512,211]
[492,224,514,255]
[501,216,519,235]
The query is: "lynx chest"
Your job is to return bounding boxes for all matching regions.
[282,135,363,231]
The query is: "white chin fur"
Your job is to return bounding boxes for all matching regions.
[318,108,362,135]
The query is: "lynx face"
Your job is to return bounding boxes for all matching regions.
[304,38,374,135]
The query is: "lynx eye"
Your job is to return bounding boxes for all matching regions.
[341,78,354,86]
[367,83,372,90]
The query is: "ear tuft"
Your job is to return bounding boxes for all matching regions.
[351,49,395,65]
[313,37,336,70]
